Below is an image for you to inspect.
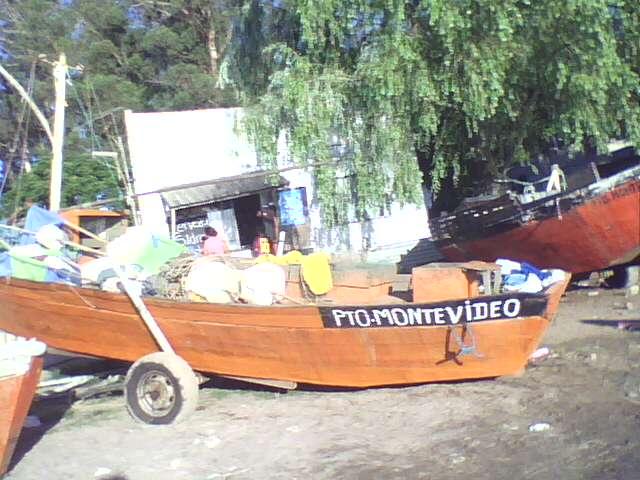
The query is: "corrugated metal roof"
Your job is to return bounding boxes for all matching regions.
[161,171,289,209]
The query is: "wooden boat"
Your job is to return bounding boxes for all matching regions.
[0,263,570,424]
[0,356,42,476]
[430,145,640,281]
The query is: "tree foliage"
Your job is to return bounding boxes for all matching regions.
[0,0,238,216]
[0,134,122,217]
[0,1,639,225]
[227,0,640,223]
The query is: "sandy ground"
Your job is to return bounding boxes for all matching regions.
[5,284,640,480]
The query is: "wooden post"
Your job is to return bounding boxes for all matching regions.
[113,264,175,354]
[50,53,67,212]
[93,142,139,225]
[170,209,177,239]
[115,136,140,225]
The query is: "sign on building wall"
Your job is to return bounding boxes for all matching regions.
[174,216,208,249]
[173,209,241,252]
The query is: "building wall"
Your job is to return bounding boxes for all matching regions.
[282,166,431,255]
[125,108,259,236]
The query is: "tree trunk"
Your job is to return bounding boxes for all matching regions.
[208,28,220,79]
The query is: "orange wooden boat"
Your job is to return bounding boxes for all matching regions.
[430,146,640,282]
[0,263,569,424]
[0,356,42,476]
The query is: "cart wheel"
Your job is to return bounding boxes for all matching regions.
[124,352,199,425]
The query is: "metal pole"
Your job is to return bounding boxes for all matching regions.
[50,53,67,212]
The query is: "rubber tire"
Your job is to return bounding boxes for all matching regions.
[124,352,199,425]
[606,265,640,289]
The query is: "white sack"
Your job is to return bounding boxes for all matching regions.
[184,260,241,304]
[35,224,66,251]
[240,263,286,306]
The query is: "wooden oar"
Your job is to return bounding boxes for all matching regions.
[63,241,105,256]
[60,222,173,352]
[111,263,175,354]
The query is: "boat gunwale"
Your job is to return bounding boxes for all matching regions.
[0,275,560,314]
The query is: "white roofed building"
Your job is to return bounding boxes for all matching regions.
[124,107,431,260]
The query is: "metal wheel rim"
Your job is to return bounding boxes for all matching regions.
[136,369,177,418]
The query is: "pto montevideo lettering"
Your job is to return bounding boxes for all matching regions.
[318,294,547,329]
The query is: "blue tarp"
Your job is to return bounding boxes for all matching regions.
[18,205,66,246]
[279,188,308,226]
[0,206,80,284]
[24,205,65,231]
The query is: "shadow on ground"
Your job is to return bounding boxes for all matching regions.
[581,318,640,330]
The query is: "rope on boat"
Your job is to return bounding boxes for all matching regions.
[450,323,484,359]
[67,284,97,309]
[149,253,196,300]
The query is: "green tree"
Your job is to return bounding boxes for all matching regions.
[0,0,129,214]
[0,0,239,216]
[72,0,238,111]
[0,133,122,217]
[227,0,640,224]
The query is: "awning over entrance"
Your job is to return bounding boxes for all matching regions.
[160,171,289,210]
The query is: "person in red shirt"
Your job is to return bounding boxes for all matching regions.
[202,226,229,255]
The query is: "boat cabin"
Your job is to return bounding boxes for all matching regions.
[59,209,128,249]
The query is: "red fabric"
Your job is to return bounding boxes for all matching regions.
[202,235,226,255]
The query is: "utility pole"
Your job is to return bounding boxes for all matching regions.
[49,53,68,212]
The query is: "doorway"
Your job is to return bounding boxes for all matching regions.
[232,194,261,248]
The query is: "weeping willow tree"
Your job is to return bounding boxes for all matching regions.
[225,0,640,225]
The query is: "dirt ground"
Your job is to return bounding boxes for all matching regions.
[5,284,640,480]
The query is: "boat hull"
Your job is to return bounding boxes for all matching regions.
[435,175,640,273]
[0,276,568,388]
[0,357,42,476]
